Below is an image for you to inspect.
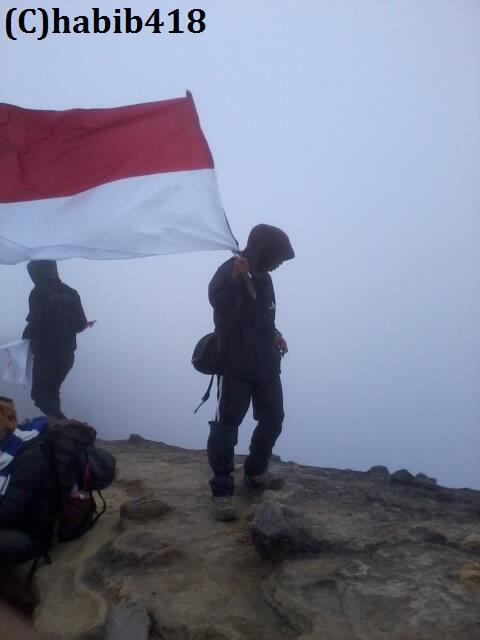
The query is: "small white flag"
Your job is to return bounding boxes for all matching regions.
[0,339,33,388]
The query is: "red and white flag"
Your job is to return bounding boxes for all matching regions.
[0,93,237,264]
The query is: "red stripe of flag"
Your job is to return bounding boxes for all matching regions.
[0,92,214,203]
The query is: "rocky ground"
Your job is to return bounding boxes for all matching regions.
[2,436,480,640]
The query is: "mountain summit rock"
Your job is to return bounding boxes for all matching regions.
[3,437,480,639]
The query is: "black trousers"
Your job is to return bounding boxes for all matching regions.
[31,350,74,420]
[207,375,284,497]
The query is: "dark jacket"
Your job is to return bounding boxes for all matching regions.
[22,260,87,354]
[209,225,294,381]
[0,436,56,552]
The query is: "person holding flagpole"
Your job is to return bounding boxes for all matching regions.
[207,224,294,521]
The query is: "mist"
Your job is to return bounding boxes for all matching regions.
[1,1,479,489]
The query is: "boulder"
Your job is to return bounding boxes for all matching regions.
[412,472,437,491]
[251,498,323,560]
[390,469,414,485]
[368,465,390,481]
[120,495,171,522]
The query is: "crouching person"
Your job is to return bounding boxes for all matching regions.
[0,397,55,569]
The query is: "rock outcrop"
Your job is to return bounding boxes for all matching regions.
[2,437,480,639]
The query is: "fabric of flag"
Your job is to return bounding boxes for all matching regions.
[0,92,237,264]
[0,416,49,496]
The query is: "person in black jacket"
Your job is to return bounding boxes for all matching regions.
[22,260,93,420]
[207,224,294,520]
[0,398,56,568]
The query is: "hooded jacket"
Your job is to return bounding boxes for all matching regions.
[208,225,294,381]
[22,260,87,353]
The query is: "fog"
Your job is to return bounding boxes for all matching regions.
[1,1,479,488]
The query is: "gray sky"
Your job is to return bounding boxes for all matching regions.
[1,1,479,488]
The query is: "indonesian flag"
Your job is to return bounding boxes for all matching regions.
[0,92,237,264]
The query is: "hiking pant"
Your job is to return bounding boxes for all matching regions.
[207,375,284,497]
[31,350,74,420]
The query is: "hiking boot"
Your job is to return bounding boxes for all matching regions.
[244,471,285,491]
[212,496,239,522]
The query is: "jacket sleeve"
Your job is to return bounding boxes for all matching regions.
[0,446,48,526]
[208,267,243,324]
[73,292,88,333]
[22,289,44,340]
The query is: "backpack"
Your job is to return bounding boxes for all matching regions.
[46,420,116,542]
[191,332,224,413]
[191,332,224,375]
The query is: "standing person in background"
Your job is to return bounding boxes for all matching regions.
[207,224,294,521]
[22,260,94,420]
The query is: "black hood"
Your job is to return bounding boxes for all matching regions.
[243,224,294,273]
[27,260,59,285]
